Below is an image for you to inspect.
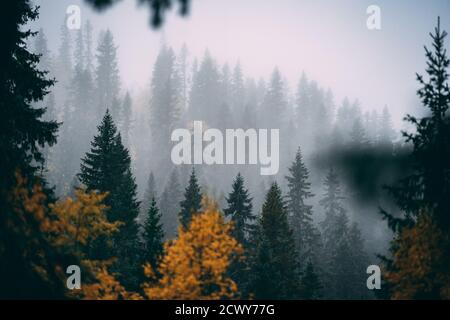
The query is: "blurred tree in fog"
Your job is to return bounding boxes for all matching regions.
[84,0,190,28]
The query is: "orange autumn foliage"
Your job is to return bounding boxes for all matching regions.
[48,190,121,250]
[143,198,243,299]
[78,260,142,300]
[9,172,131,299]
[10,174,244,300]
[385,209,450,299]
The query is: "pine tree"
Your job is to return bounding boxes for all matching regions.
[319,168,348,299]
[261,68,286,129]
[250,183,299,299]
[74,28,84,69]
[150,45,181,168]
[120,91,132,146]
[350,117,369,149]
[382,18,450,299]
[34,28,52,74]
[177,43,189,111]
[384,18,450,231]
[318,168,369,299]
[295,72,311,129]
[378,106,395,149]
[220,63,231,106]
[179,167,202,228]
[224,173,255,247]
[55,20,72,91]
[300,261,322,299]
[285,147,320,269]
[78,110,140,289]
[347,222,371,299]
[231,62,245,113]
[141,198,164,271]
[84,20,94,73]
[188,50,221,126]
[160,169,183,239]
[95,29,120,117]
[224,173,255,298]
[139,171,158,224]
[56,62,95,195]
[0,0,62,298]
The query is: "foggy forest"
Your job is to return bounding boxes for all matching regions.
[1,0,449,300]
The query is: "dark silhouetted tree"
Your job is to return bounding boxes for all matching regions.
[0,1,64,298]
[179,167,202,228]
[250,183,299,299]
[141,198,164,271]
[224,173,255,247]
[300,261,322,300]
[79,110,140,289]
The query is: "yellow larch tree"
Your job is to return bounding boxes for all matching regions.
[384,209,450,299]
[9,172,139,299]
[143,197,243,299]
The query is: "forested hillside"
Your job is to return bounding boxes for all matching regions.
[0,0,449,300]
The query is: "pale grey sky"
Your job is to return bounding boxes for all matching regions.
[34,0,450,127]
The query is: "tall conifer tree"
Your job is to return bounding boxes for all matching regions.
[285,147,320,269]
[179,167,202,228]
[79,110,140,289]
[250,183,299,299]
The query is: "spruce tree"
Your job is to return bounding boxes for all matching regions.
[231,62,245,113]
[295,72,311,133]
[178,43,189,110]
[34,28,52,74]
[261,68,286,129]
[79,110,140,289]
[384,18,450,231]
[188,51,222,126]
[300,261,322,300]
[347,222,371,299]
[139,171,158,224]
[250,183,299,299]
[377,106,395,149]
[55,20,72,93]
[84,19,94,73]
[0,0,64,298]
[141,198,164,270]
[285,147,320,269]
[224,173,255,298]
[150,45,181,169]
[350,117,369,148]
[179,167,202,228]
[74,28,84,69]
[160,169,183,239]
[382,19,450,299]
[95,29,120,118]
[56,62,95,194]
[319,168,347,299]
[120,91,132,146]
[319,168,368,299]
[224,173,255,247]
